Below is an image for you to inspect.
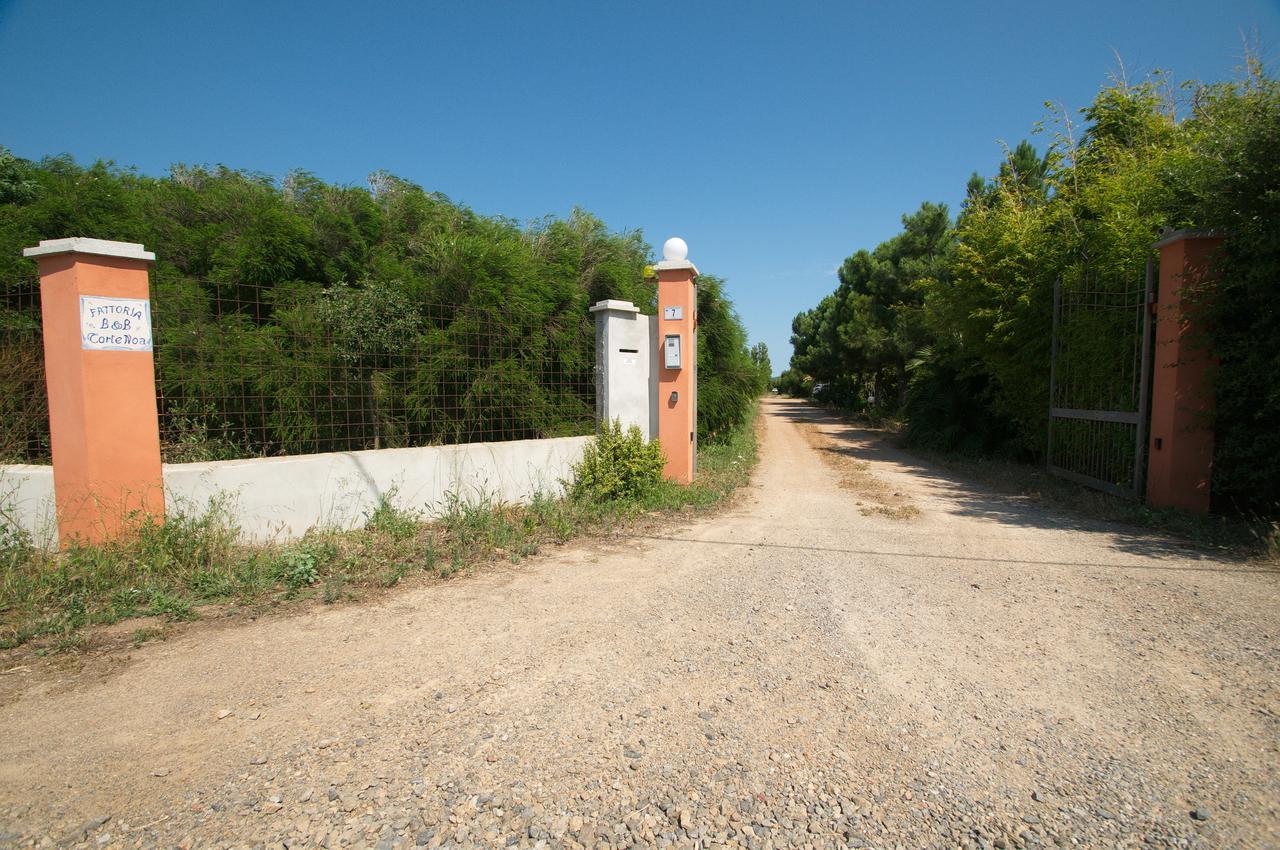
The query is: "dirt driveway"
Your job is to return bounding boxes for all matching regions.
[1,398,1277,850]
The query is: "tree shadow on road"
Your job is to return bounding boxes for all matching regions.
[768,399,1270,567]
[638,534,1276,575]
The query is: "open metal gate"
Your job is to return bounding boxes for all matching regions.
[1047,260,1154,498]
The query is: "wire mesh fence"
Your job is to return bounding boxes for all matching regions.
[0,275,48,464]
[0,273,599,465]
[151,276,598,461]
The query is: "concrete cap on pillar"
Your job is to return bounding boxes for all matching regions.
[24,237,155,262]
[1151,228,1227,249]
[589,299,640,314]
[653,236,699,276]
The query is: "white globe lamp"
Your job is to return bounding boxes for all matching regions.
[662,237,688,262]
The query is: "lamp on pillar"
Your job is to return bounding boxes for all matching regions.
[654,237,698,483]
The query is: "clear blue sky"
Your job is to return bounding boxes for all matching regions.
[2,0,1277,368]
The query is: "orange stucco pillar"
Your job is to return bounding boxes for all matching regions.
[654,239,698,484]
[23,238,163,544]
[1145,229,1224,513]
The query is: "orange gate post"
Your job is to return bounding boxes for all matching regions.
[23,238,163,544]
[1145,229,1224,513]
[654,237,698,483]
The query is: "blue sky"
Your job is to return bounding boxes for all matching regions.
[2,0,1277,367]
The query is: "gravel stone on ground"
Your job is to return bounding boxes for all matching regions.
[0,398,1276,849]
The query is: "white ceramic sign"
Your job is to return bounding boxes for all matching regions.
[80,295,152,351]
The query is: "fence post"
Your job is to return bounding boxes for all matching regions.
[654,238,698,484]
[22,238,163,544]
[1145,229,1224,513]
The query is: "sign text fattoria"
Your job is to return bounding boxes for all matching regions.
[80,295,153,351]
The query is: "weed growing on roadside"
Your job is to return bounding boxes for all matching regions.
[422,537,439,573]
[321,573,347,605]
[0,507,33,573]
[49,633,85,654]
[382,559,413,588]
[276,547,321,590]
[131,626,166,647]
[364,490,420,541]
[273,540,338,592]
[570,419,665,502]
[148,590,197,621]
[0,411,762,652]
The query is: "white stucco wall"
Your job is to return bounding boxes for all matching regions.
[0,464,57,546]
[163,435,592,542]
[1,435,591,545]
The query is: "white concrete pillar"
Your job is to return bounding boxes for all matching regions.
[590,299,655,440]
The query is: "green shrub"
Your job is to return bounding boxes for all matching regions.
[272,539,336,590]
[569,418,665,502]
[277,548,320,589]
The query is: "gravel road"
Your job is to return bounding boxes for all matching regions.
[1,397,1277,850]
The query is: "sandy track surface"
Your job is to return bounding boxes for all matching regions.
[0,398,1276,850]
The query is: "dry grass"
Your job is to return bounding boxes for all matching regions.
[797,422,921,521]
[0,417,762,659]
[859,503,923,521]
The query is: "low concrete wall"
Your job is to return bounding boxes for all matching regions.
[164,435,592,541]
[1,435,591,544]
[0,465,57,546]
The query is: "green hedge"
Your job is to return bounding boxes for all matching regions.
[0,153,765,460]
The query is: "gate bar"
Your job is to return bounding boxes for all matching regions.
[1050,407,1141,424]
[1046,276,1060,470]
[1132,256,1155,500]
